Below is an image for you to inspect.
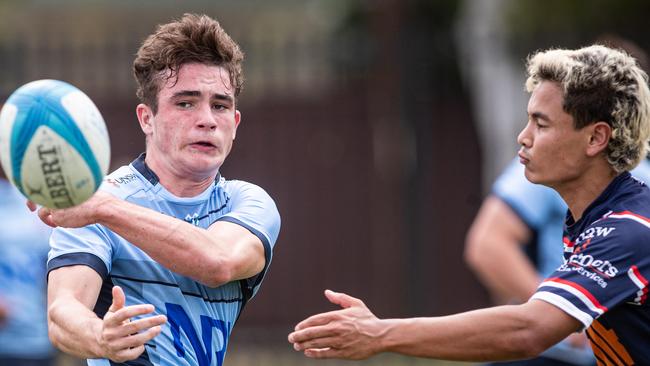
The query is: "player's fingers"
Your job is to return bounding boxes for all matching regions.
[113,315,167,338]
[26,200,37,211]
[294,305,361,332]
[289,323,338,344]
[293,334,347,351]
[105,304,155,326]
[112,345,146,363]
[324,289,365,309]
[112,325,163,350]
[293,311,341,331]
[37,207,57,227]
[108,286,126,313]
[303,347,343,359]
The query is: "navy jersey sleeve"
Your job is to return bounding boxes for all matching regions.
[531,214,650,328]
[47,224,113,279]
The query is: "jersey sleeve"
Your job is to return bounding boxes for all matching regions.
[492,159,565,230]
[47,224,113,279]
[531,217,650,328]
[217,181,281,298]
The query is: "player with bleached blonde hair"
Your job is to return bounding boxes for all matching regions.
[525,45,650,174]
[289,45,650,365]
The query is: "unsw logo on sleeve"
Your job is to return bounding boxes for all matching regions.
[105,173,138,187]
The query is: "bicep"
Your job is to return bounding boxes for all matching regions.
[208,220,266,280]
[48,265,103,310]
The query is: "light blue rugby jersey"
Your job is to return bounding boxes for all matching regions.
[47,154,281,366]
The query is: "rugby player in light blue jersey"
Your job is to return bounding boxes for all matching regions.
[31,14,280,366]
[289,45,650,365]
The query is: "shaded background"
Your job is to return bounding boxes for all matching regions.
[1,0,649,365]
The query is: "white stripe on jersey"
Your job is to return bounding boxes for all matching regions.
[531,292,593,329]
[537,280,605,316]
[607,212,650,229]
[627,266,648,305]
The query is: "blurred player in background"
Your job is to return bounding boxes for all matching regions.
[289,45,650,365]
[31,14,280,366]
[0,173,55,366]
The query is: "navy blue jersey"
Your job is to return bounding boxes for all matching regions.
[532,172,650,365]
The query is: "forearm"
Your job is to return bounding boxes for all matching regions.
[379,305,551,361]
[48,296,104,359]
[96,197,231,286]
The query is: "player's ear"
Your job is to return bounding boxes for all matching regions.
[137,104,154,135]
[586,121,611,157]
[232,110,241,140]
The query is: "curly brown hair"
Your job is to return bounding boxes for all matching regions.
[133,13,244,113]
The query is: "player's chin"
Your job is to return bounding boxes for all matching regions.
[186,155,224,174]
[523,168,542,184]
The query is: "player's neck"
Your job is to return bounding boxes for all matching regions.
[556,164,618,222]
[144,154,216,197]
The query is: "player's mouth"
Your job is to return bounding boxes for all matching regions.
[190,141,218,152]
[518,151,530,165]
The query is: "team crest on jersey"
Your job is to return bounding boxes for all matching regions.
[185,213,200,226]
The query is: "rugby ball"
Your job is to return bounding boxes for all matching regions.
[0,79,110,208]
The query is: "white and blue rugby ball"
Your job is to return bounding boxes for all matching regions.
[0,79,110,208]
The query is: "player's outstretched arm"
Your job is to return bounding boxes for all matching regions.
[34,192,266,288]
[288,290,582,362]
[47,266,167,361]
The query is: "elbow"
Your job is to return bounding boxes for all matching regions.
[200,258,237,288]
[505,324,556,360]
[510,332,549,359]
[464,231,486,273]
[47,306,63,350]
[48,329,64,352]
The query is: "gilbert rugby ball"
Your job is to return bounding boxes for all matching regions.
[0,79,110,208]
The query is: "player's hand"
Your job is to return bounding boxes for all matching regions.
[288,289,383,360]
[97,286,167,363]
[28,191,114,228]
